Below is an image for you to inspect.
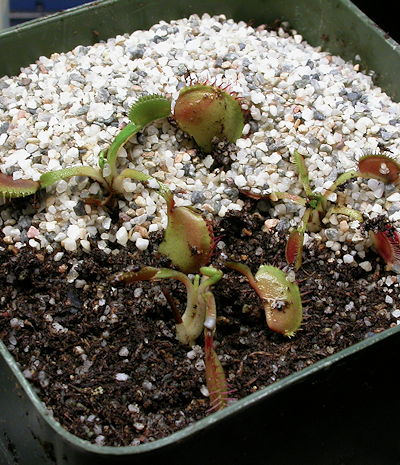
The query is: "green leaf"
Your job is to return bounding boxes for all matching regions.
[285,230,304,270]
[269,191,307,206]
[40,166,107,189]
[324,170,359,195]
[104,122,141,180]
[204,329,229,411]
[105,96,171,181]
[293,150,313,197]
[324,206,363,222]
[174,84,244,152]
[129,94,171,127]
[159,205,213,274]
[254,265,303,337]
[0,172,40,199]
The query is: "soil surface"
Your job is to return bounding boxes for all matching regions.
[0,199,398,447]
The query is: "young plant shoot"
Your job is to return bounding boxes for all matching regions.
[174,83,245,152]
[271,150,363,269]
[40,94,171,201]
[226,263,303,337]
[113,266,223,346]
[1,95,171,202]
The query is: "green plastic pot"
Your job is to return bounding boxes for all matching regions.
[1,1,400,464]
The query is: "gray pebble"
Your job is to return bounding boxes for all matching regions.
[73,201,87,217]
[129,49,144,59]
[276,219,290,232]
[75,45,89,55]
[191,191,205,204]
[176,64,188,76]
[97,88,110,103]
[347,91,362,102]
[320,144,332,153]
[223,53,237,62]
[19,231,28,243]
[294,78,309,89]
[385,184,396,193]
[325,228,339,241]
[70,73,85,84]
[17,216,32,229]
[248,121,259,133]
[153,35,167,44]
[388,203,400,215]
[380,129,393,141]
[0,122,9,134]
[19,78,32,86]
[313,110,325,121]
[182,164,194,177]
[224,187,239,200]
[74,105,89,116]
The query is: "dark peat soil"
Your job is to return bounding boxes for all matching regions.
[0,201,398,446]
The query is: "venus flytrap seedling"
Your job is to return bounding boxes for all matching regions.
[174,83,245,153]
[269,150,363,269]
[40,95,172,203]
[114,264,230,412]
[281,152,400,268]
[241,152,400,270]
[1,81,245,204]
[113,266,223,346]
[0,95,172,203]
[226,263,303,337]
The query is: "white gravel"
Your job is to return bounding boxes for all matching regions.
[0,13,399,273]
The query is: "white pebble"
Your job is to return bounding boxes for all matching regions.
[67,224,81,241]
[359,261,372,272]
[115,373,130,381]
[63,237,77,251]
[135,237,149,251]
[343,254,354,264]
[116,227,128,246]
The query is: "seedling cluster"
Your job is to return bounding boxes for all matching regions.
[1,79,400,416]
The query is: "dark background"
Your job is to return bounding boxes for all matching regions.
[8,0,400,44]
[351,0,399,43]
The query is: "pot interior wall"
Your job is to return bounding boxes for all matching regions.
[0,0,399,100]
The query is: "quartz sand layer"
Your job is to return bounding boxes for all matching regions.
[0,14,399,274]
